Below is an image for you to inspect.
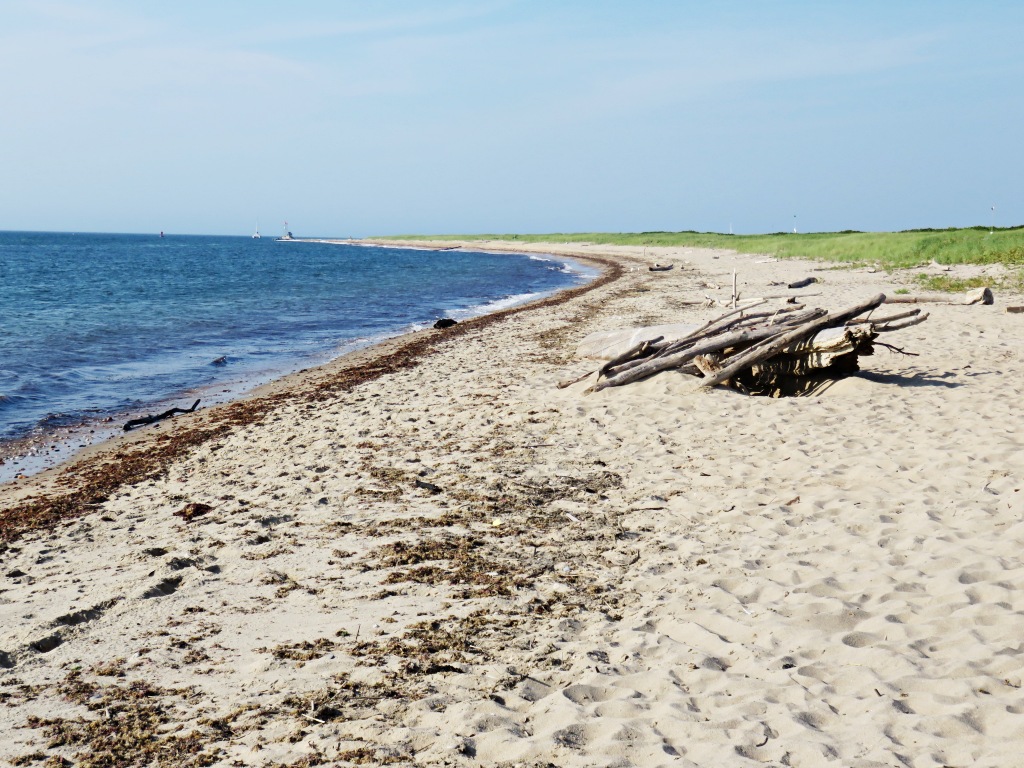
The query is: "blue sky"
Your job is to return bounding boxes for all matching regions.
[1,1,1021,236]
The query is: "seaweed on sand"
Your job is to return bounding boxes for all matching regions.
[23,672,218,768]
[0,257,622,546]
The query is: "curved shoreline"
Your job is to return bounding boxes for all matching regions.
[4,239,1024,765]
[0,243,598,483]
[0,245,626,544]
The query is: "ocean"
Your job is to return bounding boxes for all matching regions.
[0,232,594,476]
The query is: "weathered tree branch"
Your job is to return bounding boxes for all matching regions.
[124,399,201,431]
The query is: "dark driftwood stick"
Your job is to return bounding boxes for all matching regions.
[787,277,818,289]
[697,294,887,389]
[874,341,919,356]
[124,399,201,431]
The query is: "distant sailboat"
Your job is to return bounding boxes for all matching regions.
[252,220,262,239]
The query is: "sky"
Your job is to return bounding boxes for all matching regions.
[1,1,1022,236]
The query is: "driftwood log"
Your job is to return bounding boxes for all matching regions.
[124,399,201,431]
[571,293,926,396]
[884,287,993,305]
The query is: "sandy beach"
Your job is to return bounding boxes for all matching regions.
[2,240,1023,767]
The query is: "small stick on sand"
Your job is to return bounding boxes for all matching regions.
[557,370,596,389]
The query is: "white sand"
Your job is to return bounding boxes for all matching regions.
[1,242,1023,767]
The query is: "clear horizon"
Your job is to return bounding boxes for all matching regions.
[3,224,1024,239]
[3,1,1021,237]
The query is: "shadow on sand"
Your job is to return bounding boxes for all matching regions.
[856,369,963,389]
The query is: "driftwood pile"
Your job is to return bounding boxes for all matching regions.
[567,293,928,396]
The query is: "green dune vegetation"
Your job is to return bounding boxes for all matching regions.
[390,226,1024,292]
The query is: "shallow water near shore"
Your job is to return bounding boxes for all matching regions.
[0,231,592,478]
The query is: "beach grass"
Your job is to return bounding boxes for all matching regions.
[387,226,1024,271]
[914,272,1024,293]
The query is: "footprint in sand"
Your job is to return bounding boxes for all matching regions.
[841,631,879,648]
[514,677,553,702]
[29,634,62,654]
[142,575,183,598]
[551,723,596,750]
[54,598,120,627]
[561,683,616,705]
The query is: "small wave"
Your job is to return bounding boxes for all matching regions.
[446,291,543,320]
[35,411,81,429]
[527,254,595,278]
[559,260,592,275]
[0,369,27,391]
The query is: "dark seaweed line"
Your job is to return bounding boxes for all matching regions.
[0,253,624,546]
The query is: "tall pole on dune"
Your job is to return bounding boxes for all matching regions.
[991,205,996,234]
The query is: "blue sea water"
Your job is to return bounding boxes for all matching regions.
[0,231,593,445]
